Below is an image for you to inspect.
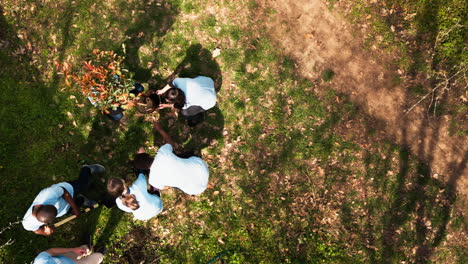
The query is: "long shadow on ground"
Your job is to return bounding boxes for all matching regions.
[122,0,180,83]
[156,44,225,155]
[0,3,92,263]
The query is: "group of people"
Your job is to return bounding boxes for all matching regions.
[26,76,218,264]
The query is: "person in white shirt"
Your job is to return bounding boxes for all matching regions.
[157,76,217,126]
[22,164,104,236]
[132,122,209,195]
[106,174,163,221]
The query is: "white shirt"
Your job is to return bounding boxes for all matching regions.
[173,76,217,110]
[116,173,163,220]
[22,182,74,231]
[149,144,209,195]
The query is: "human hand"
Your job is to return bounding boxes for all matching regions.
[72,208,81,218]
[72,247,87,256]
[156,89,164,96]
[158,103,172,110]
[43,225,55,236]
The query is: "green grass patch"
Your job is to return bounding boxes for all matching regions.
[0,0,463,263]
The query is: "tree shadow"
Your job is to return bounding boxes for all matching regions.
[122,0,179,82]
[0,4,96,263]
[339,2,463,262]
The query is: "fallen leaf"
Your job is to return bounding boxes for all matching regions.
[212,48,221,58]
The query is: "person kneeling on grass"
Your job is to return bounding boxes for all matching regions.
[22,164,104,236]
[133,122,209,195]
[157,76,217,126]
[106,174,163,221]
[33,245,104,264]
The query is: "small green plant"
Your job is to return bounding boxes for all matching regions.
[322,69,335,82]
[58,49,136,112]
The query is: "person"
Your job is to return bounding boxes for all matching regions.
[22,164,105,236]
[33,245,104,264]
[134,122,209,195]
[106,174,163,221]
[157,76,217,126]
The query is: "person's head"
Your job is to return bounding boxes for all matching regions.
[121,194,140,210]
[132,153,154,171]
[107,177,125,197]
[164,88,185,108]
[36,205,57,224]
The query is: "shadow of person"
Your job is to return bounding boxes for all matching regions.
[153,44,225,154]
[122,0,179,82]
[157,43,223,92]
[155,106,225,156]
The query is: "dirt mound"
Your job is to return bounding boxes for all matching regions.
[257,0,467,199]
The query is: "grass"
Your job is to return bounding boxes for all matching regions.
[328,0,467,136]
[322,69,335,82]
[0,0,465,263]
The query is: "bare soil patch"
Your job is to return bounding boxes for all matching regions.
[256,0,467,200]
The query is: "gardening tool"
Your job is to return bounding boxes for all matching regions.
[54,203,99,227]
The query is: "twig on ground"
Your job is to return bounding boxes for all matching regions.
[0,220,21,235]
[0,239,15,249]
[0,219,21,249]
[404,67,466,116]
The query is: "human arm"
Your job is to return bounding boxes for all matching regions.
[153,122,176,147]
[156,84,172,95]
[116,197,134,213]
[158,103,175,110]
[61,188,80,217]
[33,225,55,236]
[45,247,87,257]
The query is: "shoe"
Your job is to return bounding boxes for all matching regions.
[76,194,97,209]
[83,164,105,174]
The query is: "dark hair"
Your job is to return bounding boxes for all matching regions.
[164,88,185,109]
[107,178,125,197]
[107,178,140,210]
[36,205,57,223]
[136,93,161,114]
[132,153,154,171]
[121,194,140,210]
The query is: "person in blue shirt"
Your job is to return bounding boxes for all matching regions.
[22,164,104,236]
[157,76,217,126]
[33,245,104,264]
[107,173,163,221]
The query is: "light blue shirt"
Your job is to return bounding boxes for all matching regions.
[33,252,74,264]
[149,144,209,195]
[22,182,74,231]
[116,174,163,220]
[173,76,217,110]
